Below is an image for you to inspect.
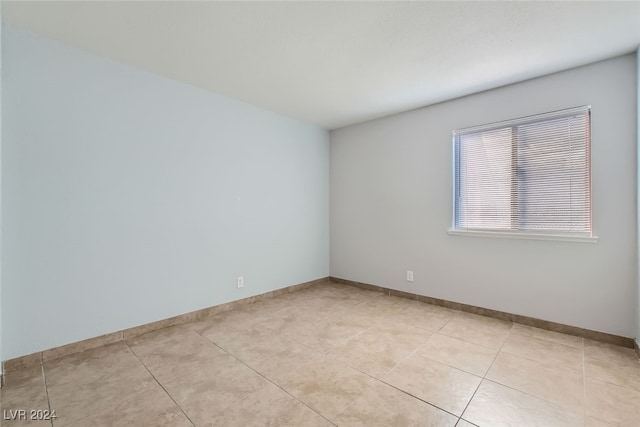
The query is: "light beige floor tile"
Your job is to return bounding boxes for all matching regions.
[273,297,364,335]
[278,320,345,352]
[127,326,232,383]
[456,420,478,427]
[47,365,157,426]
[63,382,191,427]
[296,284,372,304]
[317,284,385,304]
[501,331,583,373]
[162,355,268,425]
[282,315,374,353]
[44,342,160,426]
[439,314,512,350]
[337,307,386,327]
[3,365,45,389]
[209,381,332,427]
[584,340,638,366]
[418,333,497,377]
[348,303,389,320]
[393,301,456,332]
[585,356,640,392]
[462,380,583,427]
[126,324,202,352]
[384,352,482,416]
[326,335,405,379]
[511,324,583,349]
[258,306,327,335]
[44,342,141,388]
[0,368,49,426]
[218,330,323,384]
[193,312,271,349]
[282,292,364,313]
[352,296,411,318]
[0,380,48,411]
[214,303,273,323]
[286,302,344,319]
[334,380,458,426]
[362,294,413,308]
[366,321,433,346]
[248,296,300,314]
[486,352,583,409]
[585,378,640,425]
[280,356,377,419]
[328,323,430,378]
[585,417,617,427]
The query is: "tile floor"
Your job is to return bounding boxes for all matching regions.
[2,281,640,426]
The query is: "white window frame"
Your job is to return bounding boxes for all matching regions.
[448,106,597,243]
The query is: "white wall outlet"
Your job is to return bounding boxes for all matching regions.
[406,270,414,282]
[237,276,244,288]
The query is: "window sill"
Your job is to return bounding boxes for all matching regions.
[447,229,598,243]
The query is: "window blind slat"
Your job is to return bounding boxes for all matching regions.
[454,106,591,235]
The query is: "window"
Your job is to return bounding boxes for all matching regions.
[452,106,593,241]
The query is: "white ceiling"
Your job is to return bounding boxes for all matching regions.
[3,1,640,129]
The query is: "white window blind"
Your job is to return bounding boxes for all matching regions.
[453,106,591,236]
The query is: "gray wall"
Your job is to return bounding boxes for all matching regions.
[331,54,638,338]
[2,26,330,361]
[637,47,640,348]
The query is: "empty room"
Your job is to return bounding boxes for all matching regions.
[1,1,639,426]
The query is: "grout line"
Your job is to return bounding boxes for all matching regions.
[202,337,338,427]
[123,341,196,427]
[406,335,485,378]
[480,325,589,418]
[452,376,481,421]
[375,376,461,419]
[385,336,429,377]
[331,389,363,420]
[325,363,386,420]
[496,333,585,376]
[457,321,515,421]
[190,326,336,424]
[321,322,377,356]
[482,322,514,379]
[322,335,461,419]
[40,363,54,427]
[437,315,454,332]
[329,348,461,420]
[381,310,457,377]
[480,376,583,413]
[580,340,640,393]
[456,418,480,427]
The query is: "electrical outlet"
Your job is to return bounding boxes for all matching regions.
[237,276,244,288]
[406,270,414,282]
